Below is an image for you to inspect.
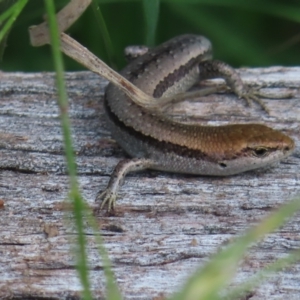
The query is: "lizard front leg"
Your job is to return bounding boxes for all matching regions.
[96,158,154,211]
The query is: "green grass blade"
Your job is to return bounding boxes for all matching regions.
[170,196,300,300]
[91,0,118,68]
[85,206,123,300]
[43,0,92,299]
[142,0,160,45]
[167,3,273,66]
[164,0,300,22]
[42,1,123,299]
[0,2,16,23]
[225,247,300,299]
[0,0,27,43]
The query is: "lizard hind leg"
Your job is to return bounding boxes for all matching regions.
[198,60,272,113]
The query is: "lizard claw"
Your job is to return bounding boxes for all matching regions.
[96,188,117,212]
[240,90,270,114]
[95,158,152,212]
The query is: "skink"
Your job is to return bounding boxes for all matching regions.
[98,34,295,211]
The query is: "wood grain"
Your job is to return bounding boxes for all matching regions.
[0,68,299,299]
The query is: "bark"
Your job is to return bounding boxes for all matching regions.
[0,68,299,299]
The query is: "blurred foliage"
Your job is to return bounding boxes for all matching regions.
[1,0,300,71]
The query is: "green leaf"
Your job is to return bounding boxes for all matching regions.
[142,0,160,45]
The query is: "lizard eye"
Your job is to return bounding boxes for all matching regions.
[253,147,268,157]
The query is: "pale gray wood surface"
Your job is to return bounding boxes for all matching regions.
[0,68,299,299]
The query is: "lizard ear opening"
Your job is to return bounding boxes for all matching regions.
[219,162,227,168]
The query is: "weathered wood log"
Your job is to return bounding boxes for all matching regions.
[0,68,299,299]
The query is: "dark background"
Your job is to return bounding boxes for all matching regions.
[1,0,300,72]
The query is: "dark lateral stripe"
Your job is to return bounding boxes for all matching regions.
[122,35,201,83]
[153,57,199,98]
[104,97,217,162]
[123,44,175,81]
